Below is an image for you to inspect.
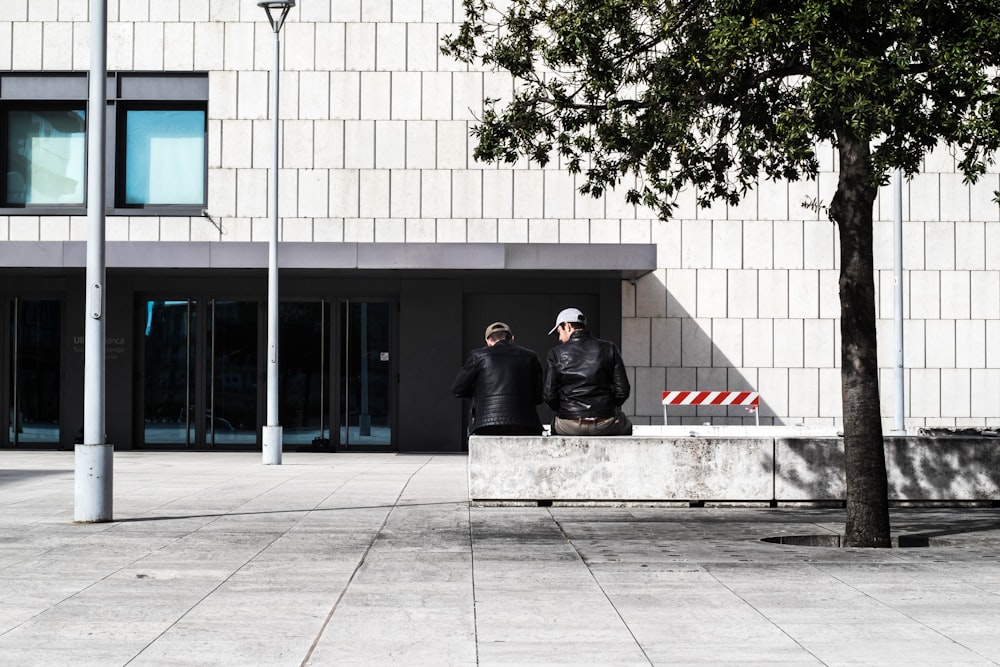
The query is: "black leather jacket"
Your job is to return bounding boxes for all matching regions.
[543,330,630,419]
[451,340,543,433]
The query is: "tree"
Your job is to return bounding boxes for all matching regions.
[443,0,1000,546]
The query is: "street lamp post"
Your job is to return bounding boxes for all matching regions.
[259,0,295,465]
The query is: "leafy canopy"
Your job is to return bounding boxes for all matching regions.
[443,0,1000,219]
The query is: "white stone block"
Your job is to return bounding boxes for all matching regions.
[710,220,742,268]
[385,72,420,120]
[39,217,69,242]
[296,72,330,120]
[653,219,681,268]
[528,218,559,243]
[236,169,267,218]
[482,170,513,218]
[711,318,742,367]
[452,72,483,120]
[803,219,836,269]
[925,319,956,369]
[665,269,696,317]
[773,319,804,368]
[161,217,192,242]
[452,170,483,218]
[345,218,375,243]
[725,269,757,318]
[423,0,455,21]
[436,218,467,243]
[971,272,1000,319]
[756,178,787,220]
[375,23,407,71]
[193,21,223,70]
[926,221,956,270]
[220,120,252,169]
[772,220,803,269]
[803,319,836,369]
[818,270,839,319]
[162,22,193,70]
[360,71,391,120]
[742,319,774,368]
[543,171,575,219]
[681,317,712,367]
[971,369,1000,417]
[512,171,543,219]
[421,72,453,120]
[407,218,437,242]
[496,218,528,243]
[362,0,391,21]
[954,221,986,270]
[281,121,312,169]
[651,318,682,367]
[359,170,390,218]
[971,175,1000,222]
[940,369,971,417]
[329,72,360,119]
[742,219,773,269]
[622,218,651,244]
[903,219,926,270]
[345,23,375,71]
[757,271,788,318]
[314,218,345,242]
[0,24,11,70]
[41,21,72,69]
[297,170,329,218]
[681,219,712,268]
[955,320,986,369]
[788,270,819,319]
[313,121,344,169]
[407,23,439,71]
[909,271,940,319]
[939,172,969,222]
[696,269,728,318]
[903,318,926,368]
[343,121,375,168]
[909,172,940,221]
[437,121,469,169]
[330,170,360,218]
[403,120,435,169]
[633,270,665,318]
[374,120,406,169]
[787,178,820,220]
[788,368,818,417]
[590,219,620,244]
[988,223,1000,270]
[421,170,452,218]
[278,170,299,218]
[558,218,589,244]
[373,217,404,242]
[622,317,650,367]
[467,219,498,242]
[388,169,421,218]
[940,271,970,319]
[208,168,236,218]
[12,22,42,69]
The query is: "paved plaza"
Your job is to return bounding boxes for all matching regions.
[2,450,1000,666]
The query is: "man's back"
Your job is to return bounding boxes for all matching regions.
[543,329,629,419]
[452,340,543,434]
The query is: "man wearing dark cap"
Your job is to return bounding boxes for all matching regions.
[451,321,544,435]
[544,307,632,436]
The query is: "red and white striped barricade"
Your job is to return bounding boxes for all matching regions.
[661,390,760,426]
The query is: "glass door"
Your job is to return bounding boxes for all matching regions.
[279,301,330,447]
[339,300,392,448]
[6,299,61,446]
[142,298,258,447]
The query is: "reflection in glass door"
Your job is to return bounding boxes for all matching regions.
[340,301,392,447]
[280,302,330,446]
[143,299,257,447]
[7,299,61,446]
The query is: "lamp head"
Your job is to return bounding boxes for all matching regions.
[258,1,295,7]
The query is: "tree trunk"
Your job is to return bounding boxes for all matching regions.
[831,127,892,548]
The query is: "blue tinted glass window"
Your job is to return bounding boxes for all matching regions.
[5,108,86,205]
[124,109,205,205]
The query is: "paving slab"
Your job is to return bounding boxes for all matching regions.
[2,451,1000,665]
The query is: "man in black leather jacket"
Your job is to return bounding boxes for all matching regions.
[451,321,544,435]
[543,308,632,436]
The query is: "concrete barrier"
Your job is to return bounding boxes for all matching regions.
[469,433,1000,504]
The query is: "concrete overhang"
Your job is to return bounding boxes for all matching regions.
[0,242,656,279]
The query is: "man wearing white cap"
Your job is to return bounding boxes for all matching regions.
[451,321,544,435]
[543,308,632,436]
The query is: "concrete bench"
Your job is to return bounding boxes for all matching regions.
[468,429,1000,505]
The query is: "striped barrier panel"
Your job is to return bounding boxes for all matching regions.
[661,390,760,426]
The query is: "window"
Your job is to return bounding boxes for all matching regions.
[0,72,208,216]
[120,108,206,207]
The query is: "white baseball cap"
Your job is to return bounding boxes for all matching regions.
[548,307,587,334]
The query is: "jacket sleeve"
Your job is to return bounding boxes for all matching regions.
[612,345,630,406]
[542,348,560,411]
[450,353,479,398]
[531,353,544,406]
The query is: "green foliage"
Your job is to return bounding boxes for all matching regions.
[443,0,1000,219]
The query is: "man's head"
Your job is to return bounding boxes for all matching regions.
[484,321,512,346]
[548,307,586,343]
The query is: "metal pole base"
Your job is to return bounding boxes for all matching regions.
[262,425,283,465]
[74,443,113,522]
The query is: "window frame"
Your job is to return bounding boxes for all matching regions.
[0,71,209,217]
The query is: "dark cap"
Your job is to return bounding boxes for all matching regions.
[485,321,512,338]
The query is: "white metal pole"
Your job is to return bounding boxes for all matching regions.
[76,0,112,522]
[261,2,293,464]
[892,168,905,434]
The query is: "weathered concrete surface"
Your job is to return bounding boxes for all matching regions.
[469,436,773,501]
[474,434,1000,503]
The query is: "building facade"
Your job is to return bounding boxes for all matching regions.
[1,0,998,453]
